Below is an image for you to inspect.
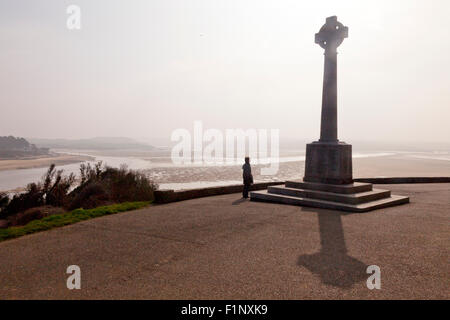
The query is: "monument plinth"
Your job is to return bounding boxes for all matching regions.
[250,16,409,212]
[304,141,352,184]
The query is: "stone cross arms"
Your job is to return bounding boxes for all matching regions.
[315,16,348,55]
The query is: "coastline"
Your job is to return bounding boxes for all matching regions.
[1,151,449,193]
[0,153,95,172]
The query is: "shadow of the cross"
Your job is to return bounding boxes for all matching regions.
[297,207,368,289]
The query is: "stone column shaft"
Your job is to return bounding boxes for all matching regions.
[320,50,338,142]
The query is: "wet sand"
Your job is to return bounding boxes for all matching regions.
[353,154,450,177]
[0,154,94,172]
[145,154,450,189]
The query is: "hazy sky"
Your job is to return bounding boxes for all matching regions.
[0,0,449,144]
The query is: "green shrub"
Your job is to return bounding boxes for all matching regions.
[1,164,74,218]
[68,163,157,210]
[0,192,9,212]
[1,162,157,219]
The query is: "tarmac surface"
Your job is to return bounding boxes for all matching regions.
[0,183,448,299]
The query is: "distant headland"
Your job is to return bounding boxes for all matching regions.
[0,136,94,171]
[0,136,50,159]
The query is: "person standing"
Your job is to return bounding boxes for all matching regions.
[242,157,253,198]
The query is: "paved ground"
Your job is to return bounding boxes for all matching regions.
[0,184,448,299]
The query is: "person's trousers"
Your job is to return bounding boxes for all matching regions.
[243,183,250,198]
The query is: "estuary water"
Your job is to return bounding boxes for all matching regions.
[0,150,449,193]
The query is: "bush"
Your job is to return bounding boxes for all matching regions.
[2,183,44,218]
[0,164,75,218]
[7,205,65,227]
[68,182,109,210]
[68,163,157,210]
[42,164,75,207]
[0,162,157,219]
[104,165,156,203]
[0,192,9,212]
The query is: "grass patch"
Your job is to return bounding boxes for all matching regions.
[0,201,151,242]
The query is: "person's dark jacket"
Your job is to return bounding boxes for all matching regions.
[242,163,253,185]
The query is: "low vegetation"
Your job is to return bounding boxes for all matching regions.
[0,192,8,211]
[1,165,75,218]
[0,202,150,242]
[0,162,157,229]
[68,162,157,210]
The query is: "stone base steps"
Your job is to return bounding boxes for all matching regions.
[267,186,391,205]
[285,180,372,194]
[250,180,409,212]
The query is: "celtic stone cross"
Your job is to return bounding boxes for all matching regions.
[303,16,353,185]
[315,16,348,142]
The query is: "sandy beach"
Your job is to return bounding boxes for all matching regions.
[0,154,94,172]
[353,154,450,177]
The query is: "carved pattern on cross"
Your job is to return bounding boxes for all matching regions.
[315,16,348,54]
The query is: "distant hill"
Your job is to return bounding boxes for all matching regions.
[28,137,156,151]
[0,136,50,159]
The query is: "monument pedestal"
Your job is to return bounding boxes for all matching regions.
[304,141,352,185]
[251,141,409,212]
